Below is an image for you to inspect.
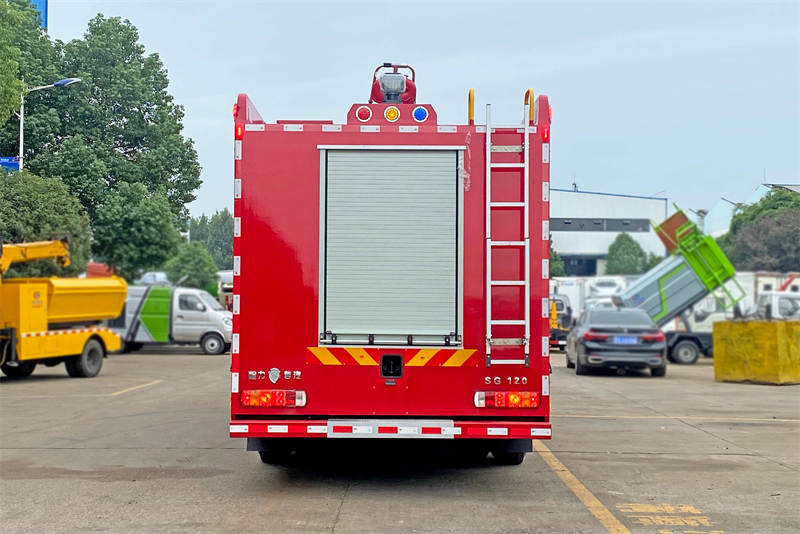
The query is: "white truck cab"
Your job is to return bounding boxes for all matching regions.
[172,288,233,353]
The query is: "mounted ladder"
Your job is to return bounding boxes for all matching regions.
[485,101,533,367]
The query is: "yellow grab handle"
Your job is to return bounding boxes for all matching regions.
[468,88,475,125]
[524,88,535,123]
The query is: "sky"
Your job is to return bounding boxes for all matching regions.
[48,1,800,218]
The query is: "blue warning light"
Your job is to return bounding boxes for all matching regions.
[412,106,428,123]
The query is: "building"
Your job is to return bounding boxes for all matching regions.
[550,189,668,276]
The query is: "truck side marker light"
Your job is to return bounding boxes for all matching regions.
[384,106,400,122]
[235,124,243,139]
[474,391,540,408]
[240,389,307,407]
[356,106,372,122]
[542,126,549,142]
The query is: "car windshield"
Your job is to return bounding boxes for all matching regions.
[199,291,225,311]
[555,301,565,312]
[779,297,800,317]
[590,310,654,327]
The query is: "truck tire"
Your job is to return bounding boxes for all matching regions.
[66,339,104,378]
[1,362,37,378]
[651,366,667,377]
[671,340,700,365]
[201,333,225,355]
[493,452,526,465]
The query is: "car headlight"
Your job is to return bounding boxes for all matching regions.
[222,317,232,328]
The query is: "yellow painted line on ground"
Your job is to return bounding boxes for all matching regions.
[534,440,632,534]
[108,379,163,396]
[552,413,800,423]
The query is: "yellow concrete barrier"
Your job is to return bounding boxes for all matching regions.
[714,320,800,385]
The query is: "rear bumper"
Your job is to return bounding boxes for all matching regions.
[230,419,551,439]
[583,351,666,369]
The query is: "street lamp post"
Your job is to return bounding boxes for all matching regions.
[17,78,81,170]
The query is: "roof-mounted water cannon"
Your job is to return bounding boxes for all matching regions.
[370,63,417,104]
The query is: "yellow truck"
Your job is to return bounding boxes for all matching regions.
[0,239,127,378]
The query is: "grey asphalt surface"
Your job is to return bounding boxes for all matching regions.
[1,348,798,534]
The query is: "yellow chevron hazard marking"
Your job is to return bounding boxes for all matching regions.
[345,347,379,366]
[406,349,439,367]
[442,349,476,367]
[309,347,342,366]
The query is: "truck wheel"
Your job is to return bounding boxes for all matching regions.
[66,339,104,378]
[671,341,700,365]
[258,450,293,465]
[575,355,589,375]
[201,333,225,355]
[651,366,667,377]
[565,352,575,369]
[1,362,37,378]
[493,452,526,465]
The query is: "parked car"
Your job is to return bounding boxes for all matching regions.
[584,297,616,311]
[565,308,667,377]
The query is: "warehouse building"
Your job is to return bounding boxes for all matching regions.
[550,189,668,276]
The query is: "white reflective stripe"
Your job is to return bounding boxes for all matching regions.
[352,425,373,434]
[245,123,265,131]
[475,126,487,133]
[398,427,418,435]
[232,295,240,315]
[543,182,550,202]
[542,297,550,318]
[542,143,550,163]
[542,337,550,356]
[542,220,549,240]
[231,372,239,393]
[437,125,457,133]
[230,424,248,433]
[267,425,288,433]
[399,125,418,132]
[542,375,550,396]
[542,259,550,279]
[442,427,461,435]
[234,140,242,160]
[283,124,303,132]
[234,179,241,198]
[233,256,241,276]
[531,428,552,437]
[360,125,380,133]
[231,334,239,354]
[487,428,508,436]
[322,124,342,132]
[234,217,241,237]
[307,425,327,433]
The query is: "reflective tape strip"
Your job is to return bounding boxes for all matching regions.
[267,425,288,433]
[322,124,342,132]
[231,372,239,393]
[234,140,242,160]
[234,179,241,198]
[487,428,508,436]
[543,182,550,202]
[542,259,550,279]
[542,220,549,240]
[307,347,476,367]
[360,125,379,133]
[20,327,110,338]
[437,125,457,133]
[442,349,477,367]
[308,347,343,366]
[232,295,240,315]
[542,298,550,318]
[230,425,248,433]
[398,426,419,435]
[307,425,327,434]
[542,143,550,163]
[531,428,552,437]
[283,124,303,132]
[233,256,241,276]
[344,347,378,366]
[442,427,462,435]
[352,425,373,434]
[542,337,550,356]
[231,334,239,354]
[542,375,550,396]
[244,124,265,131]
[234,217,241,237]
[399,125,418,132]
[406,349,439,367]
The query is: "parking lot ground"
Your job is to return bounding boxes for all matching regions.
[1,349,798,534]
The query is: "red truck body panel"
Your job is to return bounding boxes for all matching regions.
[230,91,552,440]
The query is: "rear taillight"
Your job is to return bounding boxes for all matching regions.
[240,390,307,407]
[542,126,550,142]
[235,123,244,139]
[474,391,540,408]
[642,332,666,342]
[583,330,609,341]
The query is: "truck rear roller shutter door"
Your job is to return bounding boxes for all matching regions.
[324,150,458,341]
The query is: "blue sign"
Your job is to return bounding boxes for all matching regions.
[0,157,20,173]
[31,0,48,30]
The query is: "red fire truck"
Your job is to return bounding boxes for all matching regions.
[230,64,552,465]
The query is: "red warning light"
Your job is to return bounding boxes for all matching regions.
[232,103,239,119]
[542,126,550,142]
[235,124,243,139]
[356,105,372,122]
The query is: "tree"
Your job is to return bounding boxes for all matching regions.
[550,239,565,277]
[0,170,90,278]
[164,241,219,289]
[645,252,664,271]
[91,182,181,281]
[0,1,25,123]
[605,233,648,275]
[190,208,233,270]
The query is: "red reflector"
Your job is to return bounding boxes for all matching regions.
[240,389,306,407]
[332,425,352,433]
[421,427,442,435]
[235,124,243,139]
[583,330,609,341]
[542,126,550,142]
[482,391,540,408]
[642,332,666,342]
[378,427,398,434]
[232,103,239,119]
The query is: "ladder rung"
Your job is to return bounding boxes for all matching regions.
[491,145,523,153]
[490,202,524,208]
[489,359,528,365]
[489,338,526,346]
[490,320,526,326]
[490,240,525,246]
[491,280,525,286]
[490,162,525,168]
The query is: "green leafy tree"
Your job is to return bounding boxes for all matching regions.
[190,208,233,270]
[0,170,90,278]
[605,233,649,275]
[92,182,181,281]
[164,241,219,289]
[644,252,664,271]
[0,1,25,123]
[719,189,800,272]
[550,239,565,277]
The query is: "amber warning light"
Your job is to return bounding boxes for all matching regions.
[474,391,540,408]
